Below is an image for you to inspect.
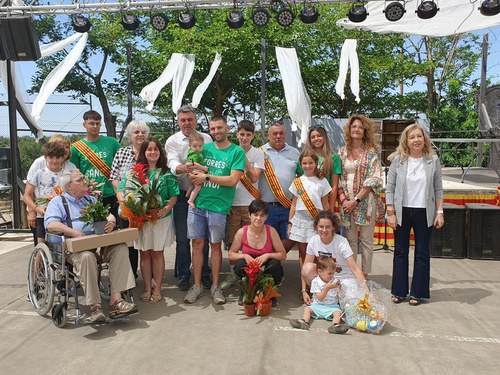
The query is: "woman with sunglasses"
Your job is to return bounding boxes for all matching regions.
[338,115,384,280]
[303,126,342,213]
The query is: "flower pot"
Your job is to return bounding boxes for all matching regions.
[243,303,256,317]
[147,208,161,221]
[257,301,272,316]
[94,221,107,235]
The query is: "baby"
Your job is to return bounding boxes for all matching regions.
[186,132,209,208]
[289,256,349,334]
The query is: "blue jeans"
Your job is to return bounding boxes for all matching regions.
[391,207,432,300]
[173,192,211,281]
[265,205,290,240]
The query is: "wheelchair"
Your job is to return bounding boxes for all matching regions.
[27,232,134,328]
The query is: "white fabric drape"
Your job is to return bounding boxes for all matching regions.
[32,33,88,120]
[140,53,195,113]
[192,53,222,108]
[40,33,82,58]
[337,0,500,37]
[336,39,360,103]
[275,47,311,147]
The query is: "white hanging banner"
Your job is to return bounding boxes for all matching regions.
[32,32,88,120]
[40,33,82,58]
[335,39,360,103]
[171,54,195,114]
[192,53,222,108]
[275,46,311,147]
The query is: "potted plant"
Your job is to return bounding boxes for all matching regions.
[80,197,110,234]
[238,260,278,317]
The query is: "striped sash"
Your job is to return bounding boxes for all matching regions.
[260,147,292,209]
[73,140,111,179]
[240,174,261,200]
[293,177,319,219]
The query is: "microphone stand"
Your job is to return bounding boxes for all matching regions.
[374,165,393,253]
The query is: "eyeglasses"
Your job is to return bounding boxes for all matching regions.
[309,125,326,132]
[85,121,101,127]
[70,177,85,183]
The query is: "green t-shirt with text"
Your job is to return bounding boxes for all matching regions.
[195,142,246,215]
[70,136,121,198]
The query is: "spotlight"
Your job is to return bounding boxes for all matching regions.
[270,0,284,13]
[348,2,369,23]
[121,14,140,30]
[480,0,500,16]
[251,8,270,27]
[416,1,439,19]
[178,11,196,29]
[384,1,406,22]
[150,13,168,31]
[276,9,295,27]
[72,14,91,33]
[227,9,245,29]
[300,6,319,24]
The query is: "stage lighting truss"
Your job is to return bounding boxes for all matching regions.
[299,4,319,24]
[150,13,168,31]
[178,8,196,29]
[276,7,295,27]
[121,13,140,30]
[479,0,500,16]
[72,14,91,33]
[251,7,271,27]
[384,1,406,22]
[416,1,439,19]
[348,2,368,23]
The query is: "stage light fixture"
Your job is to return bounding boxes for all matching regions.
[384,1,406,22]
[276,8,295,27]
[72,14,91,33]
[121,14,140,30]
[416,1,439,19]
[178,10,196,29]
[270,0,284,13]
[251,8,270,27]
[227,9,245,29]
[348,2,368,23]
[150,13,168,31]
[300,6,319,24]
[479,0,500,16]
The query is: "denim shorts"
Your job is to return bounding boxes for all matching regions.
[187,207,227,243]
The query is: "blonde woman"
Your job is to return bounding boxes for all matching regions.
[386,123,444,306]
[338,115,384,280]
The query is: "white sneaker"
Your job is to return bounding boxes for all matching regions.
[211,285,226,305]
[184,285,204,304]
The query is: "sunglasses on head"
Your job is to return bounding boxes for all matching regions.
[309,125,326,132]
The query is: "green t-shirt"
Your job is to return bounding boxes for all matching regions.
[70,136,121,198]
[187,148,206,166]
[297,153,342,184]
[195,142,246,215]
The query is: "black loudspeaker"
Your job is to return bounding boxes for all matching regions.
[466,203,500,260]
[0,16,41,61]
[431,203,466,258]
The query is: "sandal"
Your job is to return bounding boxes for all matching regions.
[140,291,152,302]
[150,293,162,303]
[391,296,405,304]
[409,298,421,306]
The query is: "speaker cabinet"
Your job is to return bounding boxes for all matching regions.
[0,16,41,61]
[431,203,466,258]
[466,203,500,260]
[381,119,414,166]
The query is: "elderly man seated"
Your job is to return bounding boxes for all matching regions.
[44,170,138,323]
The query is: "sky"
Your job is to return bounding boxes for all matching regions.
[1,23,500,139]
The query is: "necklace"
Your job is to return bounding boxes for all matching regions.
[410,159,423,175]
[248,226,264,239]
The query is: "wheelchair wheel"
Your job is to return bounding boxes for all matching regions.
[27,244,55,316]
[51,303,67,328]
[99,264,111,301]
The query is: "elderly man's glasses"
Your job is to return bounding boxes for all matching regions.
[71,177,85,183]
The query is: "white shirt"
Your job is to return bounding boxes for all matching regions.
[232,146,265,206]
[289,175,331,211]
[310,276,341,305]
[403,156,426,208]
[26,156,76,181]
[306,234,354,280]
[165,131,212,191]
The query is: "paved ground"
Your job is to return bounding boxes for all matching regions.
[1,238,499,375]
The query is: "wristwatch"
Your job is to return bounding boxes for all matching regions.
[205,174,211,182]
[355,197,361,203]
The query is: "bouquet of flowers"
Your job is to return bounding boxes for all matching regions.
[35,185,64,207]
[79,197,110,229]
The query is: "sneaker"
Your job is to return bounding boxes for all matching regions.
[328,323,349,334]
[90,306,106,323]
[290,318,309,330]
[109,299,138,319]
[184,285,204,304]
[220,272,238,290]
[178,278,190,291]
[211,286,226,305]
[202,275,212,289]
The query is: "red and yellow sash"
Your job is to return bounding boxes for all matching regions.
[73,140,111,179]
[260,148,292,209]
[293,177,319,219]
[240,174,261,200]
